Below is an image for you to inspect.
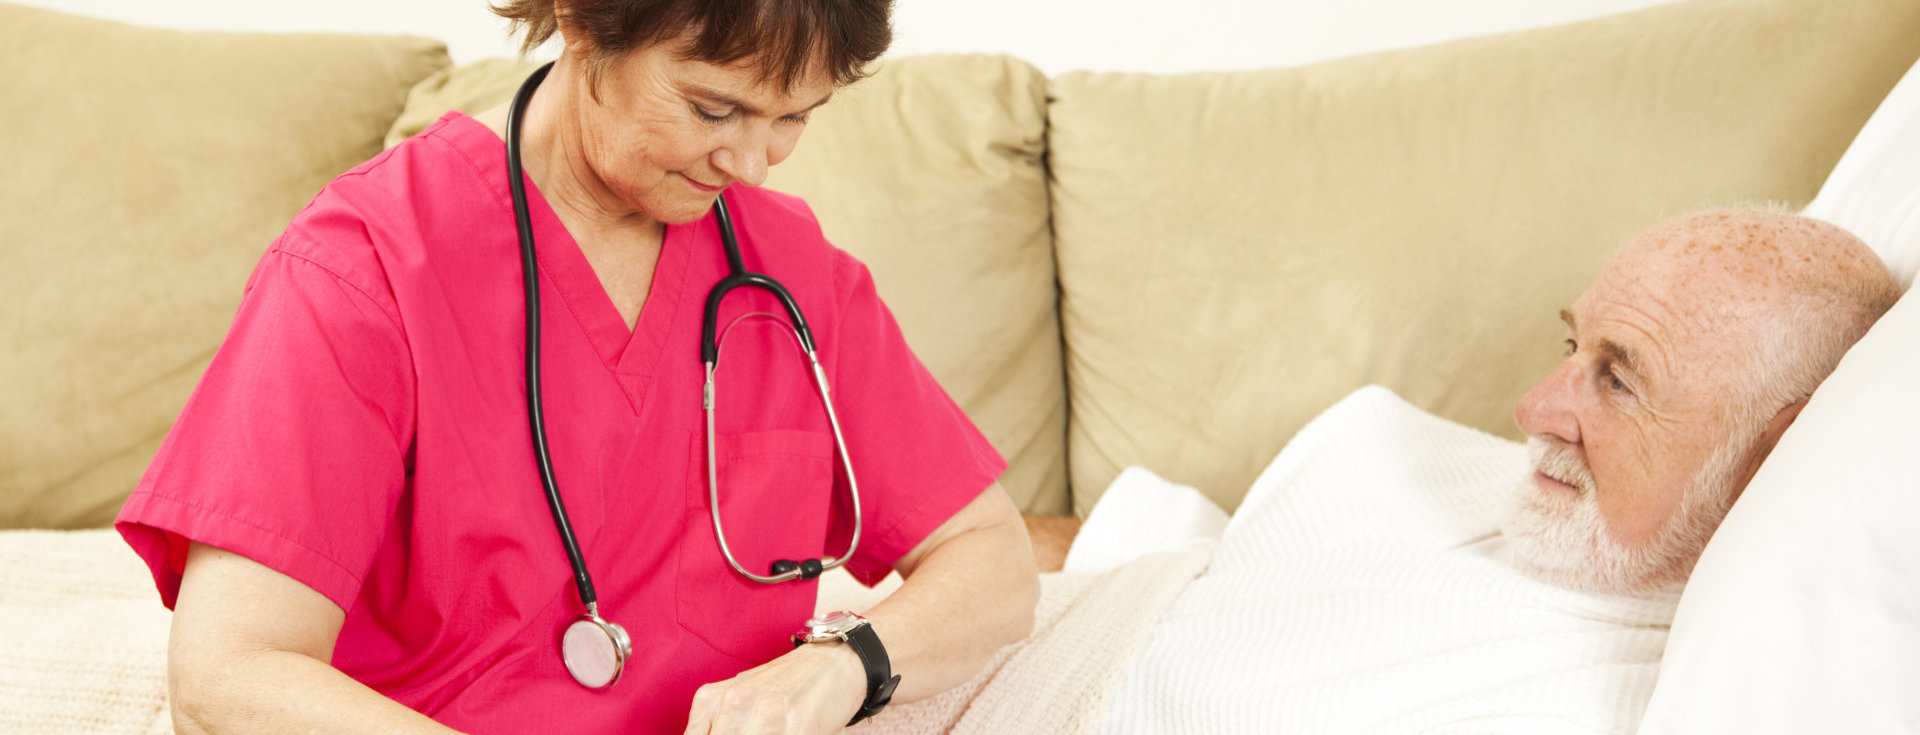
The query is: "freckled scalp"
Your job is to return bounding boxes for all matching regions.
[1628,208,1897,312]
[1612,206,1903,417]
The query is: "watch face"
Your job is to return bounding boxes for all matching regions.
[807,610,864,636]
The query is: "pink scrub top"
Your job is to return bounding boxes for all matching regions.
[115,112,1005,734]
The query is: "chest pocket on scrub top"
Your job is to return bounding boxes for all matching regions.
[678,428,836,663]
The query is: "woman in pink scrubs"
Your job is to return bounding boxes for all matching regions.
[114,2,1040,733]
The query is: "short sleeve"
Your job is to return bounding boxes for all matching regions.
[825,253,1007,586]
[116,232,415,612]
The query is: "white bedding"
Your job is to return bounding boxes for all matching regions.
[1101,386,1679,734]
[843,546,1213,735]
[1062,466,1227,575]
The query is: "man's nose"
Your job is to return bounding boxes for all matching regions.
[1515,360,1582,446]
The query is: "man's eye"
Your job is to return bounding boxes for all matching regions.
[694,106,733,123]
[1606,370,1630,393]
[1563,339,1578,356]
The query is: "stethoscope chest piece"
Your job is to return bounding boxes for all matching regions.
[561,611,631,688]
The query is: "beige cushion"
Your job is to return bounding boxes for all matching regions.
[1047,0,1920,514]
[0,530,171,734]
[385,57,542,148]
[0,5,450,529]
[388,55,1068,514]
[769,55,1063,514]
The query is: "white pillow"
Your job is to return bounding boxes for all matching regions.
[1801,59,1920,285]
[1639,284,1920,733]
[1640,59,1920,733]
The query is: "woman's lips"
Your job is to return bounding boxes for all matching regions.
[680,174,725,193]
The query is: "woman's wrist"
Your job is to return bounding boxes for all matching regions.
[789,636,868,717]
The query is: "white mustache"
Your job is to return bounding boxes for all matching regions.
[1528,439,1597,496]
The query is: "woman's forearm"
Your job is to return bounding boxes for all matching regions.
[171,646,461,735]
[859,486,1041,702]
[170,542,464,735]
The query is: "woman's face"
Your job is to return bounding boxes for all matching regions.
[566,40,836,225]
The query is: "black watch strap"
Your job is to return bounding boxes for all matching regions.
[841,622,899,725]
[793,619,900,726]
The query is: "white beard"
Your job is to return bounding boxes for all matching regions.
[1501,434,1748,596]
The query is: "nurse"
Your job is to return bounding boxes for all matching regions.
[113,1,1041,734]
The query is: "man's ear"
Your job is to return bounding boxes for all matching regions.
[1729,400,1808,504]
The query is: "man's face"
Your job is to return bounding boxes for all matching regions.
[1503,240,1768,594]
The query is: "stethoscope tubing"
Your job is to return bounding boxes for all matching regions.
[701,332,864,584]
[507,62,600,615]
[698,195,863,584]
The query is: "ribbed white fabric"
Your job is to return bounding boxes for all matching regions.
[0,529,173,735]
[1103,386,1679,734]
[1063,466,1228,575]
[850,546,1213,735]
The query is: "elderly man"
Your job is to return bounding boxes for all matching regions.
[1026,208,1902,732]
[1503,208,1898,595]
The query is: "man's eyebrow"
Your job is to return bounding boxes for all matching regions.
[1595,338,1642,376]
[1560,309,1643,375]
[683,83,833,117]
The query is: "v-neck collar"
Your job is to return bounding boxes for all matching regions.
[439,112,695,414]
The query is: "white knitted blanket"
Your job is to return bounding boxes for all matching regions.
[1,529,1207,735]
[0,529,173,735]
[1103,386,1680,734]
[840,545,1213,735]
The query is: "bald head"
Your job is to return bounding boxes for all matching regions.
[1613,208,1901,419]
[1505,207,1901,595]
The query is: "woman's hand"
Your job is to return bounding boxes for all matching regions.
[683,484,1039,733]
[682,640,868,734]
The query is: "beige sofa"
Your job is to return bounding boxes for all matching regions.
[5,0,1920,730]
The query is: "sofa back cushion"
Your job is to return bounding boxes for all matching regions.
[386,55,1068,514]
[1046,0,1920,513]
[0,5,450,528]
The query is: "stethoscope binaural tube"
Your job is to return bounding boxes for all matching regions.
[701,197,864,583]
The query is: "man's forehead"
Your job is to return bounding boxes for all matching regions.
[1601,231,1769,335]
[1568,255,1769,394]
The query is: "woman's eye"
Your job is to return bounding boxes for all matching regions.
[1563,338,1578,356]
[694,106,733,123]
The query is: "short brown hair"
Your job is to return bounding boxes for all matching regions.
[492,0,893,92]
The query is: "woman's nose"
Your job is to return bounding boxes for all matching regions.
[711,130,769,187]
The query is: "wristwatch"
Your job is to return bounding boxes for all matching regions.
[792,610,900,726]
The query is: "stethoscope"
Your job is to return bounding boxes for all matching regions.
[506,62,864,690]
